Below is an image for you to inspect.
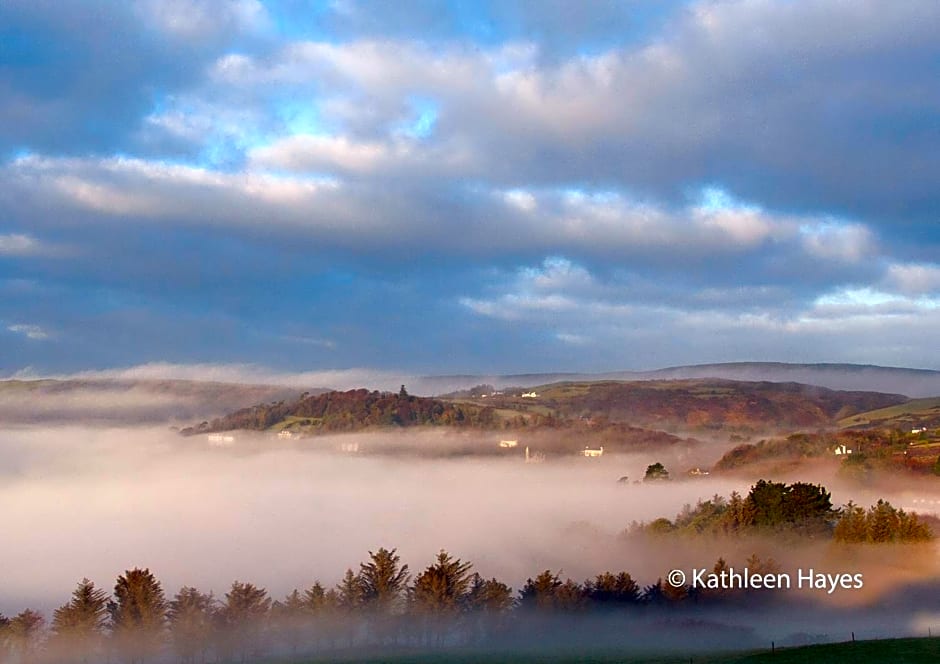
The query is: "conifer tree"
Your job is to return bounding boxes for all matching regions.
[167,587,214,664]
[271,589,307,656]
[220,581,270,662]
[834,502,868,543]
[463,574,513,644]
[463,574,514,614]
[5,609,45,661]
[410,550,474,614]
[359,548,410,614]
[518,571,562,611]
[585,572,641,607]
[50,578,110,661]
[410,550,474,646]
[109,568,167,664]
[0,613,8,663]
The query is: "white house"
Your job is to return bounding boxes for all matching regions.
[277,430,295,440]
[833,444,853,456]
[499,439,519,448]
[521,392,539,398]
[582,446,604,458]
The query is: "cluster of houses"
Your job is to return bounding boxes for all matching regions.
[496,439,603,460]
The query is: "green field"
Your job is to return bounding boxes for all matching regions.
[839,397,940,428]
[289,637,940,664]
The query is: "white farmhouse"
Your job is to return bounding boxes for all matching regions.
[499,439,519,448]
[521,392,539,398]
[833,444,853,456]
[582,446,604,458]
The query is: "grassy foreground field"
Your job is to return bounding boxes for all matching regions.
[291,637,940,664]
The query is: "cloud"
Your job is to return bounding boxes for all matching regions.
[0,1,938,374]
[135,0,270,42]
[7,323,51,340]
[883,263,940,296]
[0,233,43,256]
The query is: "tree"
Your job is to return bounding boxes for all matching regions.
[867,499,902,543]
[782,482,835,532]
[518,571,562,611]
[109,568,167,664]
[553,579,587,611]
[50,578,110,661]
[463,575,513,645]
[359,548,410,614]
[743,479,788,526]
[464,574,513,614]
[271,589,308,657]
[220,581,271,662]
[643,462,670,481]
[167,587,214,664]
[585,572,640,608]
[334,570,363,648]
[410,551,474,646]
[410,550,474,614]
[0,613,8,663]
[834,502,868,543]
[5,609,45,661]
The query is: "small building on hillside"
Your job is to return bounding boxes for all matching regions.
[521,392,539,398]
[833,444,853,456]
[499,439,519,448]
[582,446,604,458]
[277,430,296,440]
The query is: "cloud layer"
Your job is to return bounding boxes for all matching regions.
[1,0,938,374]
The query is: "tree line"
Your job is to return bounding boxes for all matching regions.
[0,547,801,664]
[182,388,502,435]
[634,480,933,541]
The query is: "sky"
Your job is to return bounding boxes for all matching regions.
[1,0,939,379]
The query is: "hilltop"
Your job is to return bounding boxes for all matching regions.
[418,362,940,398]
[186,378,908,439]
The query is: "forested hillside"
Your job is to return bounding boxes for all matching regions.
[182,387,498,435]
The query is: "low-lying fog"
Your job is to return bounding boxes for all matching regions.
[3,425,940,636]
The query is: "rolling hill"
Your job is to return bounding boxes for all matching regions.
[190,378,908,437]
[417,362,940,398]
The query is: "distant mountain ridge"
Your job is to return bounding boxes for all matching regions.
[417,362,940,398]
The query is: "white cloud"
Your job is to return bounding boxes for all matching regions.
[800,222,874,263]
[0,233,42,256]
[7,324,51,340]
[884,262,940,295]
[136,0,269,41]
